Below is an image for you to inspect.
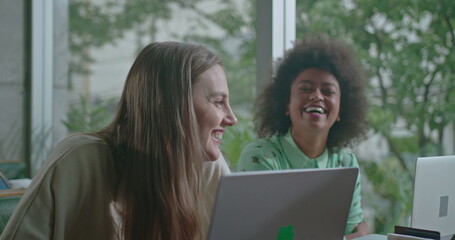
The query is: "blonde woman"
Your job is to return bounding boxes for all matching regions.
[2,42,237,240]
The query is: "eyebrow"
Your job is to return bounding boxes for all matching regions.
[208,91,228,98]
[299,80,338,88]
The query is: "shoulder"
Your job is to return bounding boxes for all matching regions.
[2,135,117,239]
[52,134,109,154]
[38,134,113,177]
[28,134,115,199]
[239,138,283,162]
[50,134,110,160]
[237,137,285,171]
[241,137,282,155]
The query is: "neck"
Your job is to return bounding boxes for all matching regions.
[290,128,327,159]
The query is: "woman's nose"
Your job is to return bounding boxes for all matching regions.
[308,90,323,101]
[224,108,237,126]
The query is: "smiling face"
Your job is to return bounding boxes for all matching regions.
[192,64,237,161]
[287,68,341,138]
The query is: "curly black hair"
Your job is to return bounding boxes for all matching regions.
[254,35,368,149]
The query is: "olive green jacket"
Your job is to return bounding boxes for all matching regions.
[1,135,230,240]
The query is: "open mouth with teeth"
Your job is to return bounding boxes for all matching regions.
[211,131,223,141]
[304,106,326,114]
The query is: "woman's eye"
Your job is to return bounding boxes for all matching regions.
[323,90,336,95]
[214,101,223,107]
[299,88,311,92]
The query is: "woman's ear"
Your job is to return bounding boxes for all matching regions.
[285,98,292,116]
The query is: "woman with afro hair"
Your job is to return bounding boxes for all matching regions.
[238,36,370,239]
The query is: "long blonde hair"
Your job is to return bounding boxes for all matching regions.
[96,42,221,239]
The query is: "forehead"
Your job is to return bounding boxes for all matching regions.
[293,68,339,87]
[193,64,228,94]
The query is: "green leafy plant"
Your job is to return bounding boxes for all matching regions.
[296,0,455,233]
[362,158,414,233]
[62,95,117,133]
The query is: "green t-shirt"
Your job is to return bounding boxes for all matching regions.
[237,131,364,235]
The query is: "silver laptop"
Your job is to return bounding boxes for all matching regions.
[411,155,455,240]
[207,167,358,240]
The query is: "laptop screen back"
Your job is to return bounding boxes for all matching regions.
[411,155,455,236]
[207,167,358,240]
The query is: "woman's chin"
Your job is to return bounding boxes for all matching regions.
[205,150,220,161]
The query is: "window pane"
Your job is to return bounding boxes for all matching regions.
[0,1,28,179]
[66,0,257,164]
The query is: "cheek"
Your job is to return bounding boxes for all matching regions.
[194,109,205,128]
[331,97,341,114]
[288,92,299,107]
[336,95,341,107]
[196,109,221,133]
[289,95,305,111]
[194,110,211,138]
